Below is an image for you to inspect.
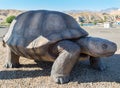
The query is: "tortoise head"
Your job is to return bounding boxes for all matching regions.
[88,37,117,57]
[77,37,117,57]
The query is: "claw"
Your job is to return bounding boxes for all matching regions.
[4,63,21,68]
[51,75,70,84]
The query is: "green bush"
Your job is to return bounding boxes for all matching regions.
[104,16,107,22]
[93,21,97,25]
[6,16,16,23]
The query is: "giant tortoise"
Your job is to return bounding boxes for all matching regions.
[3,10,117,84]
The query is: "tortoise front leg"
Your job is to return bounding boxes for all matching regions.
[89,56,106,71]
[51,40,80,84]
[4,45,21,68]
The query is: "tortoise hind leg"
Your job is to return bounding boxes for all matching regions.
[4,45,21,68]
[51,40,80,84]
[89,56,106,71]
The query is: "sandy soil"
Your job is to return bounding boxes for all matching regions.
[0,26,120,88]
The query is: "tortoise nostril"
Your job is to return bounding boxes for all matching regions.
[102,44,108,49]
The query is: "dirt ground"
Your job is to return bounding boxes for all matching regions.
[0,26,120,88]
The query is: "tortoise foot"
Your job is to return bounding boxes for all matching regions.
[91,64,106,71]
[51,75,70,84]
[4,63,21,68]
[90,57,106,71]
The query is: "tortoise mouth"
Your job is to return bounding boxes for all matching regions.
[89,51,116,57]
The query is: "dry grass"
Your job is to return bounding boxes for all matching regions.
[0,26,120,88]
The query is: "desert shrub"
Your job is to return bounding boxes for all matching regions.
[98,20,104,23]
[6,16,16,23]
[104,16,107,22]
[0,21,10,27]
[93,21,97,25]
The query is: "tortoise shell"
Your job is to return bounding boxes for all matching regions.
[4,10,88,48]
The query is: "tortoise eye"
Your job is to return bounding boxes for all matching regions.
[102,44,108,49]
